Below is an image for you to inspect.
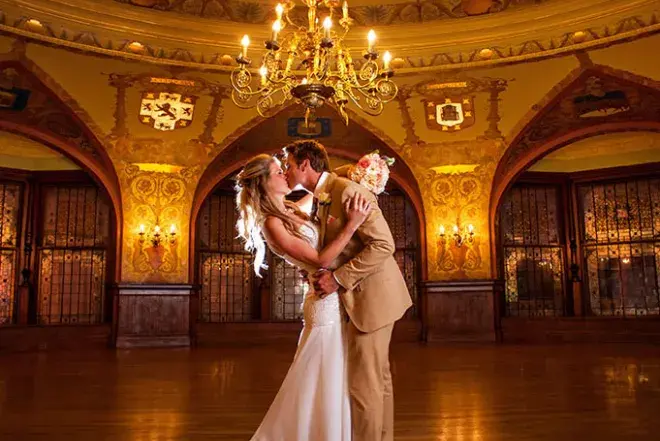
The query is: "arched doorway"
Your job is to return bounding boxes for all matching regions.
[496,131,660,317]
[195,158,421,323]
[0,131,119,332]
[191,107,425,342]
[489,66,660,341]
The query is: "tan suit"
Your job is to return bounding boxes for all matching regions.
[317,173,412,441]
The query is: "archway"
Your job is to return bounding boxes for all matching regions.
[0,131,119,331]
[0,58,123,280]
[192,104,426,280]
[190,105,426,340]
[0,58,122,350]
[488,66,660,337]
[490,65,660,277]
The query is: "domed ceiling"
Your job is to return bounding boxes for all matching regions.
[1,0,658,72]
[115,0,551,25]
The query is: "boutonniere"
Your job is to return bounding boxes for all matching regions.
[318,192,331,206]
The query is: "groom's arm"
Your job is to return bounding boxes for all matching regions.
[333,184,395,291]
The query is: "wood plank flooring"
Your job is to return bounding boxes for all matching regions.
[1,342,659,440]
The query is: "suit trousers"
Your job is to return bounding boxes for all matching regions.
[346,320,395,441]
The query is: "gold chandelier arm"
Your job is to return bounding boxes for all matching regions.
[229,0,397,125]
[345,90,384,116]
[281,16,306,39]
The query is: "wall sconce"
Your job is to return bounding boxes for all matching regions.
[439,223,475,247]
[139,223,176,248]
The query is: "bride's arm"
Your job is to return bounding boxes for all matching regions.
[263,195,370,269]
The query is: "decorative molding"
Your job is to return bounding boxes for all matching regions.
[115,0,552,25]
[0,1,658,73]
[500,66,660,179]
[395,85,422,153]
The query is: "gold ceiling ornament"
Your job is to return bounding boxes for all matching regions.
[230,0,397,125]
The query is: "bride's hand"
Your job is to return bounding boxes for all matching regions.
[345,193,372,229]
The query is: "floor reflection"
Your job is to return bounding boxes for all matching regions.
[0,344,658,441]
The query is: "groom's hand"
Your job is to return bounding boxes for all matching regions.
[313,269,339,298]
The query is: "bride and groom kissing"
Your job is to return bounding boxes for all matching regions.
[235,140,412,441]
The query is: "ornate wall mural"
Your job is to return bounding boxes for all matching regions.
[121,162,199,282]
[394,76,509,279]
[105,72,230,283]
[115,0,552,25]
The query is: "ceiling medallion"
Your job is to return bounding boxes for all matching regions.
[230,0,398,125]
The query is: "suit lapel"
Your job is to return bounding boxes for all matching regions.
[317,173,337,247]
[318,202,329,247]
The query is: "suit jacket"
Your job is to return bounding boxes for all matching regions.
[318,173,412,333]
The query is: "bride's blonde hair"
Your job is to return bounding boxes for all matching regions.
[235,154,311,276]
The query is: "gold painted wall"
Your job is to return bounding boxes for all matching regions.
[1,31,659,283]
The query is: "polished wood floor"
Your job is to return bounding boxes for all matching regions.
[1,342,659,440]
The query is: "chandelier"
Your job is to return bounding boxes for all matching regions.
[230,0,398,125]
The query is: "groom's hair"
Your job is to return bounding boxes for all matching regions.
[284,140,330,173]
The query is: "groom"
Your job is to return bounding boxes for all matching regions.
[283,140,412,441]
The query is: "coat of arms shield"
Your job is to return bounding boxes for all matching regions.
[423,97,476,132]
[139,92,197,131]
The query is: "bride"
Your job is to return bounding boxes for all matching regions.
[235,153,372,441]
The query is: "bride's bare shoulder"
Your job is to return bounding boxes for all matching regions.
[262,216,286,254]
[263,215,284,232]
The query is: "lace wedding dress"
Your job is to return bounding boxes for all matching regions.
[250,223,351,441]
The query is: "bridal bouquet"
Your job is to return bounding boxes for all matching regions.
[346,151,395,195]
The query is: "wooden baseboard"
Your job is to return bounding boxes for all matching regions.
[116,335,190,348]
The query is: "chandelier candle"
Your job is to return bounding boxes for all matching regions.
[230,0,398,126]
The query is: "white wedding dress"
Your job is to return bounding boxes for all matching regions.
[250,223,351,441]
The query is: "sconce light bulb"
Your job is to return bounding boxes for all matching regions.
[439,225,445,235]
[468,224,474,233]
[154,225,161,233]
[139,224,145,234]
[453,225,459,233]
[170,224,176,234]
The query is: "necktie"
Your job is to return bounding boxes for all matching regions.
[310,198,319,221]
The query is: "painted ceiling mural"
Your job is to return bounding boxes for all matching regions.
[115,0,551,25]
